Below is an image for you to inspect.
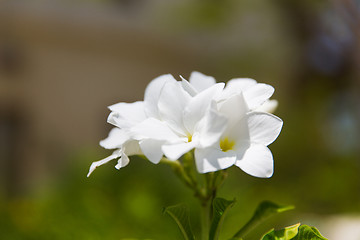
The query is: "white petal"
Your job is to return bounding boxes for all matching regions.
[99,128,129,149]
[130,118,180,141]
[107,101,146,128]
[123,140,142,156]
[217,78,257,101]
[108,101,145,118]
[235,144,274,178]
[144,74,177,119]
[226,78,257,91]
[219,93,248,134]
[189,71,216,92]
[195,147,237,173]
[246,112,283,146]
[180,76,198,96]
[197,108,228,148]
[115,153,130,169]
[115,140,140,169]
[107,112,122,128]
[107,113,140,129]
[255,99,278,113]
[139,139,164,164]
[183,83,224,133]
[158,81,191,135]
[162,141,197,160]
[87,150,121,177]
[243,84,274,110]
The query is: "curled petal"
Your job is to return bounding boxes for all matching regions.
[235,144,274,178]
[87,150,121,177]
[115,153,130,170]
[246,112,283,146]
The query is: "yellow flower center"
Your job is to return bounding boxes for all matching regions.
[187,133,192,143]
[220,137,235,152]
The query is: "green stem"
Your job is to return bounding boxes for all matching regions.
[232,216,257,239]
[160,157,181,168]
[200,199,211,240]
[200,172,219,240]
[161,158,196,189]
[162,155,228,240]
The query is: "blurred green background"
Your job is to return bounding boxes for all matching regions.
[1,0,360,239]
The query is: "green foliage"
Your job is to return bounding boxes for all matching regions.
[0,154,194,240]
[232,201,294,239]
[261,224,327,240]
[261,223,300,240]
[294,225,327,240]
[163,198,301,240]
[253,201,295,220]
[163,204,195,240]
[209,198,236,240]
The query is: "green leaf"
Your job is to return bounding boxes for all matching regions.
[209,198,236,240]
[260,223,327,240]
[253,201,295,219]
[232,201,294,239]
[261,223,300,240]
[163,204,195,240]
[293,225,327,240]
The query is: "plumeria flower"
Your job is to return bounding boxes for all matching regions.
[179,72,282,177]
[131,79,228,161]
[88,73,227,176]
[195,92,283,177]
[181,71,277,113]
[88,71,282,179]
[87,74,178,176]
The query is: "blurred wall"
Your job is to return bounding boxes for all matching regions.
[0,0,211,195]
[0,0,359,200]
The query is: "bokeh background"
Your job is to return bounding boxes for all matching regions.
[1,0,360,239]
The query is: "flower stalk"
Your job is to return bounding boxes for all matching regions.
[161,151,230,240]
[200,198,211,240]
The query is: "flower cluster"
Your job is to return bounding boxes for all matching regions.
[88,72,282,178]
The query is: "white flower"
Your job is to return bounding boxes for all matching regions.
[87,74,177,176]
[88,73,224,176]
[88,71,283,179]
[194,93,283,177]
[178,71,282,177]
[131,80,228,161]
[182,71,277,112]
